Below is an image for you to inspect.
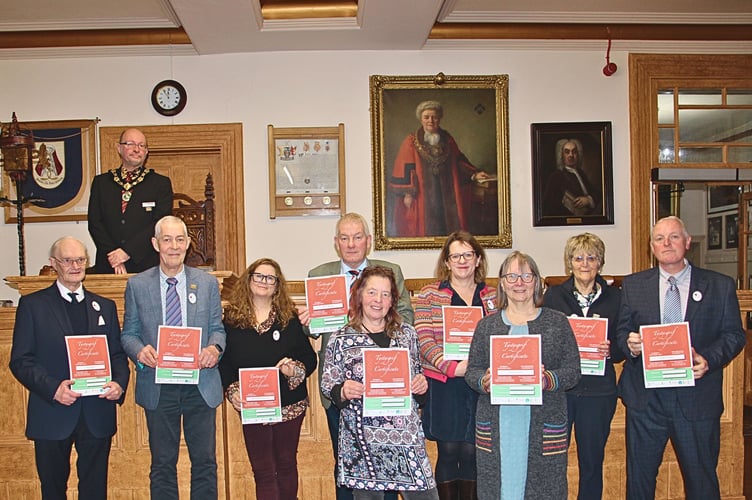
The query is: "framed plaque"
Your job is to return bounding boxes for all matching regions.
[267,124,346,218]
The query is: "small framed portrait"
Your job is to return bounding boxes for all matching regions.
[531,121,615,227]
[707,185,740,213]
[370,73,511,250]
[725,212,739,249]
[707,215,723,250]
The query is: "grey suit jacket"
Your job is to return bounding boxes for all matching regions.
[307,258,414,408]
[121,266,226,410]
[616,265,745,419]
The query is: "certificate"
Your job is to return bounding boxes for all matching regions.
[362,348,412,417]
[567,316,609,376]
[65,335,112,396]
[490,335,542,405]
[238,367,282,424]
[442,306,483,360]
[640,322,695,388]
[305,275,349,335]
[156,326,202,385]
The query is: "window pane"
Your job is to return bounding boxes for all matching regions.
[729,147,752,163]
[678,89,721,105]
[728,89,752,105]
[658,91,674,125]
[659,128,675,163]
[678,147,723,163]
[678,109,752,143]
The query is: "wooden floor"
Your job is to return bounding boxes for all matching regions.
[745,406,752,499]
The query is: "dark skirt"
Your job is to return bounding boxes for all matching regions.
[421,376,478,443]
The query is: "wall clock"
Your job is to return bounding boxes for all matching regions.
[151,79,187,116]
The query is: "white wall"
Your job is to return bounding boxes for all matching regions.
[0,49,632,301]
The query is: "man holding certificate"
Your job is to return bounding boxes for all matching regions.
[121,215,226,500]
[10,236,129,500]
[617,216,745,500]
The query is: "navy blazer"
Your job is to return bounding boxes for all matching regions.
[616,265,745,420]
[121,266,226,410]
[87,169,173,274]
[9,284,130,440]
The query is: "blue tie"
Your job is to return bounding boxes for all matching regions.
[165,277,182,326]
[663,276,682,323]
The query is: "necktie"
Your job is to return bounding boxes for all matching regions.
[121,170,133,213]
[663,276,682,323]
[165,277,182,326]
[68,292,78,303]
[348,269,360,289]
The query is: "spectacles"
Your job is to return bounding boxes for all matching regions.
[251,273,279,285]
[572,255,599,264]
[502,273,535,284]
[52,257,87,267]
[119,141,148,150]
[448,251,476,263]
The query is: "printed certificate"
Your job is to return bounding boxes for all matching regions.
[305,275,349,335]
[442,306,483,360]
[640,322,695,388]
[239,367,282,424]
[156,326,202,384]
[567,317,609,376]
[362,348,412,416]
[65,335,112,396]
[490,335,542,405]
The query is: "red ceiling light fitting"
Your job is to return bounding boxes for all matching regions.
[603,29,617,77]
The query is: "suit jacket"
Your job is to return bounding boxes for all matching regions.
[307,258,414,409]
[120,266,226,410]
[616,265,745,419]
[88,169,173,274]
[9,284,129,440]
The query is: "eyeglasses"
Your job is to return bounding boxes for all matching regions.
[119,141,148,150]
[52,257,87,267]
[448,251,476,263]
[572,255,599,264]
[251,273,279,285]
[502,273,535,284]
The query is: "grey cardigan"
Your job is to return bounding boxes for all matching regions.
[465,307,581,500]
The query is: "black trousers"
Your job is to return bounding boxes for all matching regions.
[34,414,112,500]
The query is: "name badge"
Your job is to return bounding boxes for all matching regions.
[142,201,156,212]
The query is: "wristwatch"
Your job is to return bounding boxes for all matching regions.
[213,344,223,353]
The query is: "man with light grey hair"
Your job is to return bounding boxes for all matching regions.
[390,100,493,237]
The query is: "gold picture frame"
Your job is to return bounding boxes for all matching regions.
[370,73,511,250]
[267,124,346,218]
[2,118,97,223]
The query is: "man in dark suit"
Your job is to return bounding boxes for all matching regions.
[617,216,745,499]
[9,236,129,500]
[121,215,226,500]
[88,128,173,274]
[298,212,413,500]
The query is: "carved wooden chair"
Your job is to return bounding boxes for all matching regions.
[173,173,216,269]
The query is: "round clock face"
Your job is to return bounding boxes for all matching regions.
[151,80,187,116]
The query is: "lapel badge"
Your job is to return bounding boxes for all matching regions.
[188,292,197,304]
[486,299,495,311]
[98,315,106,326]
[272,330,281,341]
[692,290,702,302]
[91,301,101,311]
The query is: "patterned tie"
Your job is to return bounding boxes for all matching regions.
[663,276,682,323]
[348,269,360,289]
[121,170,133,213]
[165,277,182,326]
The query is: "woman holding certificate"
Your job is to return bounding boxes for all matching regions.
[219,258,317,500]
[542,233,623,500]
[465,251,580,500]
[321,265,439,500]
[415,231,497,500]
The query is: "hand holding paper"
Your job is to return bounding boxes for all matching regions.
[99,381,123,401]
[411,374,428,395]
[628,332,642,356]
[138,345,158,368]
[692,348,709,379]
[54,380,81,406]
[342,379,364,400]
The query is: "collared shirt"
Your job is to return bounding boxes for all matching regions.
[659,259,692,322]
[341,260,367,293]
[56,281,84,303]
[159,267,187,326]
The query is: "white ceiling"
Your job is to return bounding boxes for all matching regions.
[0,0,750,59]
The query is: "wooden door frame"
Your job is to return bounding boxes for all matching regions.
[99,123,245,274]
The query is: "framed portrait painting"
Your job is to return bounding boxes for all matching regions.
[370,73,511,250]
[1,118,97,223]
[531,121,615,226]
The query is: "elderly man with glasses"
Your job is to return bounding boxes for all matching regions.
[88,128,173,274]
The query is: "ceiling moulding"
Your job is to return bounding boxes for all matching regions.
[442,11,752,25]
[260,18,359,31]
[429,23,752,41]
[422,39,752,54]
[0,17,180,31]
[0,45,198,60]
[0,28,191,50]
[260,0,357,20]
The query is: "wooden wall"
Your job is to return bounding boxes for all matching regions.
[0,275,746,499]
